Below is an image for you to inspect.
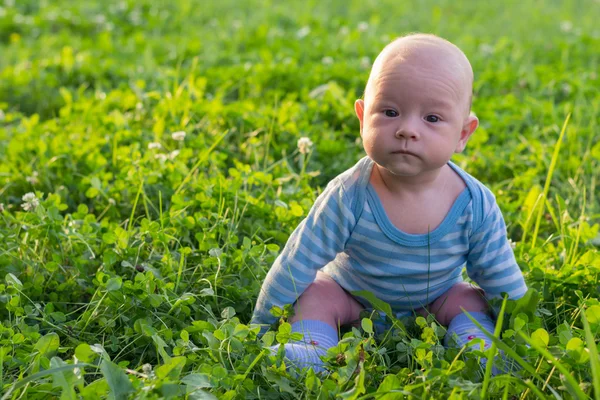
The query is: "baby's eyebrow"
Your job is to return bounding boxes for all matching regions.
[426,99,454,110]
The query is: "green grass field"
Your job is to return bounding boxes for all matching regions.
[1,0,600,398]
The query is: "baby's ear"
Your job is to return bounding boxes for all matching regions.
[455,113,478,153]
[355,99,365,136]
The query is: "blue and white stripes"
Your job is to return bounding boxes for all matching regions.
[251,157,527,328]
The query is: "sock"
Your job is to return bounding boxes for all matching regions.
[270,320,339,372]
[444,311,494,348]
[444,311,504,375]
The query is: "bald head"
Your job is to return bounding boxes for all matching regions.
[365,34,474,114]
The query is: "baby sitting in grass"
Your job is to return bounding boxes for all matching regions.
[251,33,527,373]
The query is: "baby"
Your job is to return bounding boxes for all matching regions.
[251,33,527,373]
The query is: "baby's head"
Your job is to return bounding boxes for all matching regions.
[355,33,479,178]
[366,34,474,115]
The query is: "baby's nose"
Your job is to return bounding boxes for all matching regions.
[394,116,420,139]
[395,125,419,139]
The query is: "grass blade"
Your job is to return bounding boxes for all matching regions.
[462,310,542,379]
[523,378,551,400]
[1,363,92,400]
[174,129,229,195]
[530,113,571,250]
[581,308,600,400]
[127,177,144,233]
[518,331,587,399]
[480,297,508,399]
[100,358,135,400]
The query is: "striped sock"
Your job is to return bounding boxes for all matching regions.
[444,311,495,349]
[444,311,504,375]
[270,320,339,372]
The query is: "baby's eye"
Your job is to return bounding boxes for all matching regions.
[384,110,398,117]
[425,115,440,123]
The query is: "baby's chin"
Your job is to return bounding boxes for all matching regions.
[379,163,427,178]
[378,160,449,180]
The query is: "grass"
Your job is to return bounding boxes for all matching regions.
[0,0,599,398]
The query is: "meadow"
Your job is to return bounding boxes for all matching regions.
[0,0,600,398]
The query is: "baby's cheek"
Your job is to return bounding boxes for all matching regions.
[369,114,388,125]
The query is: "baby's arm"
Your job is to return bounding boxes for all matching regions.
[466,199,527,303]
[251,178,356,329]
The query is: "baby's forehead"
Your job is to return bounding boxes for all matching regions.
[383,34,468,58]
[376,36,472,77]
[367,35,473,96]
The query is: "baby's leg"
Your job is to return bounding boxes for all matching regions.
[275,271,364,372]
[419,282,488,326]
[419,282,502,374]
[290,271,364,328]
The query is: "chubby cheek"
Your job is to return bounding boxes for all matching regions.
[361,126,383,149]
[366,113,387,129]
[361,133,376,153]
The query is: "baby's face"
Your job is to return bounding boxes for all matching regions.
[355,36,478,180]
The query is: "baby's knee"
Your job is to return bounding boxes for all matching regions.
[301,274,348,308]
[294,273,361,324]
[433,282,488,325]
[448,282,485,300]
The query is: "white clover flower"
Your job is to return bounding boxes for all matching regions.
[21,192,40,211]
[479,43,494,56]
[508,239,516,250]
[142,364,155,378]
[357,21,369,32]
[94,14,106,24]
[73,356,82,379]
[322,56,334,65]
[339,26,349,36]
[297,137,313,154]
[148,142,162,150]
[130,10,141,25]
[142,363,153,377]
[360,56,371,69]
[268,27,284,38]
[0,109,5,120]
[154,154,168,162]
[171,131,186,141]
[168,150,180,160]
[296,26,310,39]
[0,203,4,212]
[560,20,573,33]
[26,171,39,185]
[380,34,391,43]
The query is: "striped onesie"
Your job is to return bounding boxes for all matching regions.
[251,156,527,328]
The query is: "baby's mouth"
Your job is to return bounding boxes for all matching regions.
[391,149,418,156]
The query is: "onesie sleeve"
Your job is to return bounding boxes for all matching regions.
[251,178,356,330]
[466,198,528,302]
